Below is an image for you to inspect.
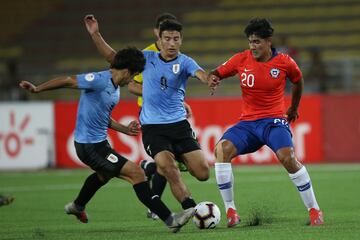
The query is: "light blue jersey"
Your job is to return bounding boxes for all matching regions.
[74,70,119,143]
[140,51,202,124]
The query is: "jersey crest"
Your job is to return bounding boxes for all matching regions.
[270,68,280,78]
[85,73,95,82]
[172,64,180,74]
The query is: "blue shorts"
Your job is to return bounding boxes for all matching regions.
[221,118,293,155]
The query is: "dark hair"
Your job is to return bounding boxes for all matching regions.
[244,18,274,38]
[159,19,182,37]
[155,12,177,28]
[110,47,145,74]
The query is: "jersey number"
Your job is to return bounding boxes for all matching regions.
[160,76,168,90]
[240,73,255,87]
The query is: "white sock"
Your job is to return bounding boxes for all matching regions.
[215,163,236,212]
[289,166,320,211]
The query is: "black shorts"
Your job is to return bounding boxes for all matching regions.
[74,140,128,178]
[141,120,201,158]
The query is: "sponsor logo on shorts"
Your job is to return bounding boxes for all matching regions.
[107,153,118,163]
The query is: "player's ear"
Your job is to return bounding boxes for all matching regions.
[154,28,160,39]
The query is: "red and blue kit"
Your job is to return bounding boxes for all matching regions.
[216,49,302,121]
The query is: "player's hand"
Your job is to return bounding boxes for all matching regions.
[84,14,99,35]
[208,74,220,95]
[286,107,299,123]
[19,81,39,93]
[127,120,140,136]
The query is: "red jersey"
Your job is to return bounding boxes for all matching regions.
[216,49,302,121]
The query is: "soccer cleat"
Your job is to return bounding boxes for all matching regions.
[167,207,195,233]
[64,202,88,223]
[147,209,160,220]
[0,195,14,207]
[226,208,241,227]
[309,208,324,226]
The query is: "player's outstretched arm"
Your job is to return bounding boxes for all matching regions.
[19,76,78,93]
[84,14,116,63]
[195,69,220,95]
[287,77,304,123]
[109,118,140,136]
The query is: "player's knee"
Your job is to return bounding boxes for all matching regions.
[161,163,178,177]
[278,153,295,168]
[215,140,234,163]
[276,147,299,170]
[158,162,180,182]
[194,168,209,181]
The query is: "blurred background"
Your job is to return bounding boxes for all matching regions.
[1,2,360,237]
[1,0,360,170]
[1,0,360,100]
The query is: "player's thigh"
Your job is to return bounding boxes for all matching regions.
[142,124,173,158]
[220,122,263,155]
[215,139,238,162]
[74,141,128,179]
[266,126,294,153]
[181,149,209,181]
[172,120,201,156]
[154,150,180,178]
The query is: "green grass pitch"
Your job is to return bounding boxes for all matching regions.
[0,164,359,240]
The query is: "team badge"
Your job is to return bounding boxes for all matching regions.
[270,68,280,78]
[107,153,118,163]
[172,64,180,74]
[84,73,95,82]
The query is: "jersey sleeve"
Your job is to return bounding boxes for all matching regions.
[216,53,242,78]
[286,56,302,83]
[185,56,203,77]
[76,71,107,90]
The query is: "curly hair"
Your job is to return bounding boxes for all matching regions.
[110,47,145,75]
[244,18,274,38]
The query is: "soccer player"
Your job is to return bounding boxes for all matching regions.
[0,194,14,207]
[84,13,191,220]
[19,47,194,233]
[208,18,324,227]
[86,16,211,213]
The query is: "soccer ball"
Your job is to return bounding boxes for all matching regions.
[192,201,221,229]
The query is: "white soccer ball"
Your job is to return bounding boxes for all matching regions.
[192,201,221,229]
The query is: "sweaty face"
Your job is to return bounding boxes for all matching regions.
[248,34,272,62]
[159,30,182,59]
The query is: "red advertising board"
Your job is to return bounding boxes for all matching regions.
[54,96,324,168]
[323,95,360,162]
